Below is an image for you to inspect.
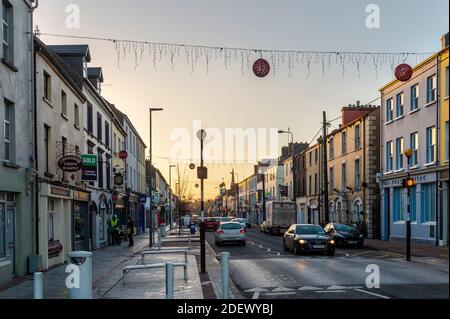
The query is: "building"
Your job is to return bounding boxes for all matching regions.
[303,144,322,225]
[264,160,285,202]
[327,104,381,238]
[0,0,35,285]
[294,151,308,224]
[49,45,116,251]
[379,41,442,245]
[281,143,309,202]
[438,33,449,246]
[34,38,88,270]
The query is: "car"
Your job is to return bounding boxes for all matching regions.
[204,217,220,231]
[324,223,365,248]
[215,222,246,246]
[283,224,336,256]
[232,218,251,229]
[218,217,233,224]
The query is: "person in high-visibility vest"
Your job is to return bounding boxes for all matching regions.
[110,214,120,245]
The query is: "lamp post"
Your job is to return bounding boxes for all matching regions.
[197,129,207,273]
[148,107,163,248]
[231,171,239,217]
[169,165,176,230]
[404,149,414,262]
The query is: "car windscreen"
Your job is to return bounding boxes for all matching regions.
[296,225,326,235]
[335,224,357,232]
[220,223,242,230]
[206,218,217,222]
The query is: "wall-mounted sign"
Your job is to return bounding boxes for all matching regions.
[140,194,147,204]
[114,173,124,186]
[119,150,128,160]
[50,186,71,198]
[74,190,90,202]
[81,154,98,181]
[58,155,83,172]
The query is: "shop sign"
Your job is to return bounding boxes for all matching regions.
[74,191,90,202]
[50,186,71,198]
[58,155,83,172]
[81,154,97,181]
[114,174,124,186]
[119,150,128,160]
[381,175,430,188]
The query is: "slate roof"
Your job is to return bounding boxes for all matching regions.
[47,44,91,62]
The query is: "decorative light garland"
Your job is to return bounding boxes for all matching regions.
[35,31,435,78]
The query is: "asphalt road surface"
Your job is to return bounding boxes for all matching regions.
[206,228,449,299]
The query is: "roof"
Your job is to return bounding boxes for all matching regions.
[88,67,103,82]
[47,45,91,62]
[34,37,86,102]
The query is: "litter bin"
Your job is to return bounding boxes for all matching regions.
[67,251,93,299]
[190,223,196,235]
[160,224,167,237]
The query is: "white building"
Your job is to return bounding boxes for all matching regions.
[265,161,285,202]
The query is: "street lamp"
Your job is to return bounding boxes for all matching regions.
[404,148,415,262]
[148,107,163,248]
[169,165,176,230]
[231,171,239,217]
[197,129,207,273]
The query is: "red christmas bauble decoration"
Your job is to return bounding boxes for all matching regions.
[253,58,270,78]
[395,64,413,82]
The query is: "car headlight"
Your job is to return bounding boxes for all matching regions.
[299,239,307,245]
[329,240,336,245]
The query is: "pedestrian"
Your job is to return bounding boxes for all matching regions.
[110,214,120,245]
[127,216,135,247]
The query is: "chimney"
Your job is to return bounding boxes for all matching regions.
[341,101,374,126]
[442,33,449,49]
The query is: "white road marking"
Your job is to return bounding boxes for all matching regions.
[299,286,323,291]
[328,285,348,290]
[245,288,269,293]
[316,290,346,293]
[354,289,391,299]
[252,292,260,299]
[266,292,297,296]
[272,287,295,293]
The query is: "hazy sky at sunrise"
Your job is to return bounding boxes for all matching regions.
[34,0,449,199]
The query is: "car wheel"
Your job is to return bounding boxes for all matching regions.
[293,244,301,256]
[283,240,289,252]
[241,241,246,246]
[327,249,335,257]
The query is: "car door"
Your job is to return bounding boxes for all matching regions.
[285,226,295,249]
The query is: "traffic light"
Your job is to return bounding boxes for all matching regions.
[402,177,416,189]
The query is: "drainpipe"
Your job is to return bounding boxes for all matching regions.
[363,116,367,237]
[436,55,441,247]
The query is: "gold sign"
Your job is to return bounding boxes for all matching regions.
[74,191,90,202]
[50,186,71,198]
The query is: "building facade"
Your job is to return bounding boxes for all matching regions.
[304,144,322,225]
[0,0,35,285]
[379,47,441,245]
[294,151,308,224]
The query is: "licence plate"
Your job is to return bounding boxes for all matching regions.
[313,245,325,249]
[348,241,357,244]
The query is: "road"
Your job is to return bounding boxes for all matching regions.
[206,228,449,299]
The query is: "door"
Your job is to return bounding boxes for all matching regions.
[6,206,15,273]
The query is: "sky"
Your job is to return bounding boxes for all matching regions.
[34,0,449,200]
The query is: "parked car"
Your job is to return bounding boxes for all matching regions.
[283,224,336,256]
[205,217,220,231]
[324,223,365,248]
[232,218,251,229]
[219,217,233,224]
[215,222,246,246]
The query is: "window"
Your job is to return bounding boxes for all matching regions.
[395,137,404,170]
[329,167,334,193]
[446,66,449,98]
[355,159,361,190]
[409,185,417,222]
[314,173,318,195]
[445,122,449,162]
[410,132,419,167]
[329,138,334,159]
[48,199,55,242]
[342,163,347,192]
[426,75,437,103]
[342,132,347,154]
[105,122,110,148]
[87,102,93,133]
[74,104,80,127]
[426,126,436,164]
[393,187,404,222]
[355,125,361,149]
[0,202,5,259]
[106,157,111,190]
[386,141,394,172]
[113,133,117,153]
[410,85,419,111]
[421,183,436,223]
[43,72,51,101]
[3,100,13,162]
[396,92,404,118]
[386,98,394,122]
[61,90,67,116]
[309,176,312,196]
[314,149,318,164]
[309,152,312,166]
[2,0,12,62]
[44,125,51,173]
[97,113,102,141]
[98,150,103,189]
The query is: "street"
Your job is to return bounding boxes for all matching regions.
[206,229,449,299]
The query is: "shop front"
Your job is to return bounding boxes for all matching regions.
[128,193,140,234]
[96,193,108,249]
[73,190,90,252]
[0,192,16,283]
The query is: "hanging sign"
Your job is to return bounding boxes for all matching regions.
[81,154,98,181]
[58,155,83,172]
[114,173,124,186]
[119,150,128,160]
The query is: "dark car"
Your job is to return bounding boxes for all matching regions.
[283,224,336,256]
[205,217,220,231]
[324,223,365,248]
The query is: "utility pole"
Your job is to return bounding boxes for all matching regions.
[322,111,330,225]
[169,165,176,230]
[197,129,207,273]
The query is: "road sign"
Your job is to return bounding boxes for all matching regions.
[81,154,97,181]
[197,166,208,180]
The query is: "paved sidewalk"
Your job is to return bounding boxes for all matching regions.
[365,239,449,259]
[0,232,203,299]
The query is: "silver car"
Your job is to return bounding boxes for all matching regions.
[215,222,246,246]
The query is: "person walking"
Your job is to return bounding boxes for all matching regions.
[110,214,120,245]
[127,216,135,247]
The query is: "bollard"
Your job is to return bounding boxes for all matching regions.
[221,252,230,299]
[34,272,43,299]
[166,262,175,299]
[67,251,93,299]
[188,229,192,250]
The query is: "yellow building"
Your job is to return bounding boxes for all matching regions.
[439,33,449,245]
